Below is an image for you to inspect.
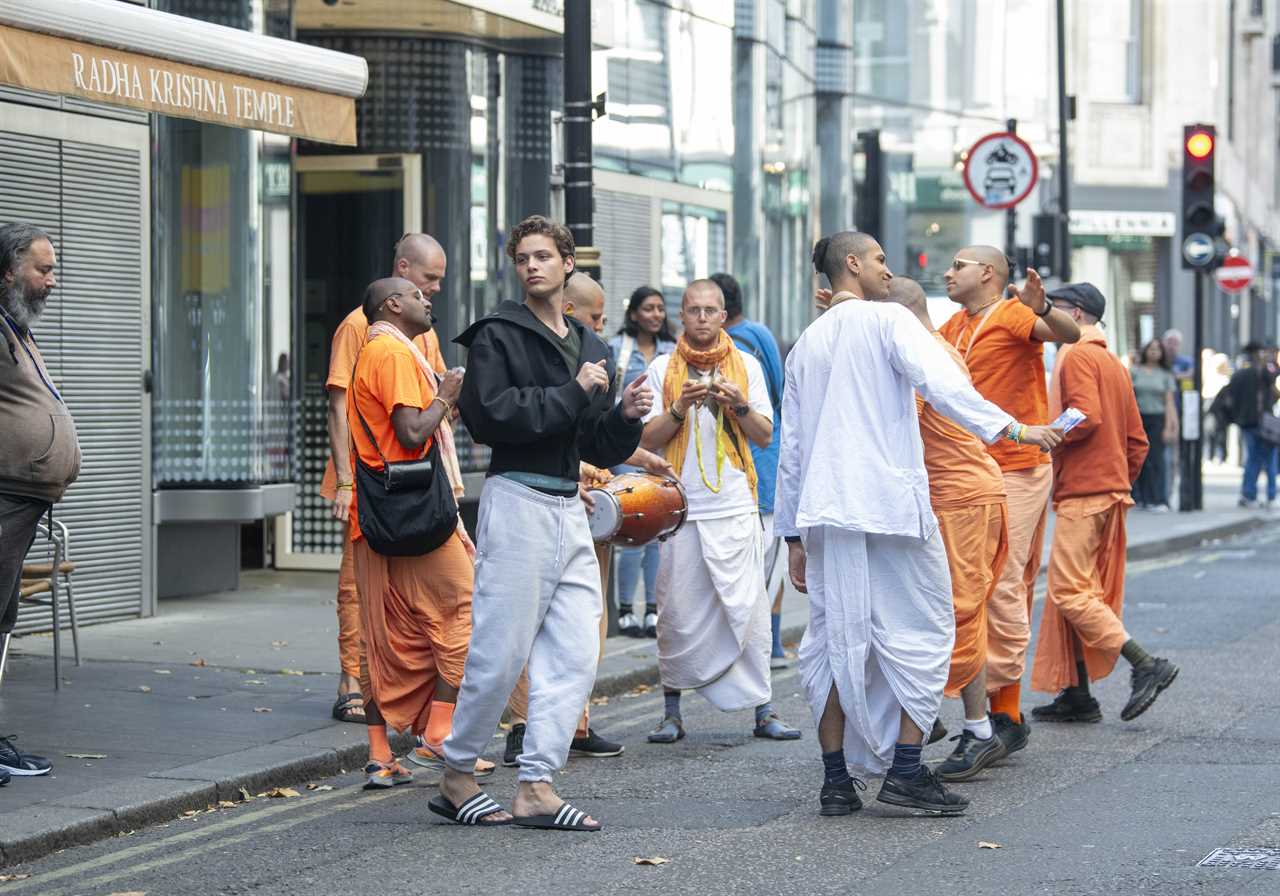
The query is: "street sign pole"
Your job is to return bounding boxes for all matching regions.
[1180,271,1205,512]
[1005,118,1018,267]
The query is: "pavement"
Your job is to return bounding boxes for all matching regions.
[0,463,1271,867]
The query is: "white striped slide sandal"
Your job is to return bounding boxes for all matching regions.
[512,801,602,832]
[428,792,511,826]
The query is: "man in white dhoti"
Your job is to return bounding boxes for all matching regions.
[776,231,1061,816]
[640,279,802,743]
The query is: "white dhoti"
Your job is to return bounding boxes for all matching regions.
[799,525,955,775]
[761,512,787,600]
[654,513,772,711]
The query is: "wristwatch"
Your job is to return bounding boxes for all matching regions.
[732,403,749,418]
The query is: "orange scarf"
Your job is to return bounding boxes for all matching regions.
[661,331,758,502]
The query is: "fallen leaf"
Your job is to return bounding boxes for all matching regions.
[266,787,300,798]
[0,874,31,881]
[182,810,198,817]
[305,783,335,792]
[238,786,253,801]
[978,841,1002,849]
[218,801,236,808]
[589,696,609,706]
[253,707,272,713]
[153,669,172,675]
[245,679,266,686]
[65,752,107,759]
[138,686,152,693]
[633,856,669,866]
[271,640,289,648]
[280,668,304,676]
[190,658,207,667]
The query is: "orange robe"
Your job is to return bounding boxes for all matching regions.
[1031,325,1149,693]
[320,308,445,679]
[938,299,1051,693]
[347,335,471,733]
[917,335,1009,697]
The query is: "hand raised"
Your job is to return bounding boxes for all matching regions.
[621,373,654,421]
[575,359,609,395]
[1012,268,1047,314]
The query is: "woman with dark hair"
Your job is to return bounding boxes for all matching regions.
[1130,338,1178,510]
[608,287,677,636]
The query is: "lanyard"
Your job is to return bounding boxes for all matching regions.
[953,299,1000,361]
[2,308,63,403]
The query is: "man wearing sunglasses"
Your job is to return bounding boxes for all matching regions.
[937,247,1080,762]
[321,234,450,734]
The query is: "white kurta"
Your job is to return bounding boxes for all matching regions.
[775,299,1015,773]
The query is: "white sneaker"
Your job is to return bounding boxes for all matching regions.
[618,612,641,636]
[644,612,658,638]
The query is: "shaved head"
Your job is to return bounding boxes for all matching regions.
[362,277,416,322]
[682,278,724,308]
[564,273,606,333]
[811,231,880,285]
[961,245,1010,287]
[393,233,444,267]
[884,277,933,329]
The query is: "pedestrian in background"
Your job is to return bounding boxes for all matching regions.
[713,271,790,668]
[0,223,76,786]
[608,286,676,637]
[1227,342,1279,508]
[1129,338,1178,511]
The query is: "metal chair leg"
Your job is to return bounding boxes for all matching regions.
[66,575,81,667]
[0,631,10,689]
[50,538,62,690]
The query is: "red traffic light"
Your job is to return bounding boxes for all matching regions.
[1186,131,1214,159]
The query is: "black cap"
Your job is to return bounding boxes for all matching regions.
[1046,282,1106,321]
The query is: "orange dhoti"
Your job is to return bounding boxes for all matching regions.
[985,463,1052,692]
[508,543,611,734]
[1031,497,1131,694]
[937,502,1009,698]
[353,532,474,735]
[336,523,362,679]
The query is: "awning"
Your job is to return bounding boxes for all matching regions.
[0,0,368,145]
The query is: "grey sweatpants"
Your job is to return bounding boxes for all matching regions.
[443,476,602,783]
[1,494,51,634]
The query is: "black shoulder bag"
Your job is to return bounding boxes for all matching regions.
[350,354,458,556]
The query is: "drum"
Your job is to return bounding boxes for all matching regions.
[586,472,688,546]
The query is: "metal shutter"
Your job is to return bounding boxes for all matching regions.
[1,132,148,632]
[595,188,655,331]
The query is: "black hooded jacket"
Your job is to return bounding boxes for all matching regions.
[454,301,642,480]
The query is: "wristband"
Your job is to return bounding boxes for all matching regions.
[1036,302,1053,318]
[430,396,453,414]
[669,405,686,423]
[733,404,749,418]
[336,482,353,491]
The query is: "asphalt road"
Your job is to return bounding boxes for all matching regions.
[5,525,1280,896]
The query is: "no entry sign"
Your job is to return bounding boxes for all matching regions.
[963,132,1039,209]
[1215,251,1253,294]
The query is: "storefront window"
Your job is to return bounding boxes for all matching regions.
[660,202,728,312]
[152,0,292,486]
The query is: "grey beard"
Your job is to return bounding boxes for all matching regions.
[0,280,47,330]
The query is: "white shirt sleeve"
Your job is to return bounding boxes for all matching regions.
[641,354,669,424]
[742,354,772,418]
[773,350,804,538]
[883,306,1013,443]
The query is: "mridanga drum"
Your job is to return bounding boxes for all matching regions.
[586,472,688,546]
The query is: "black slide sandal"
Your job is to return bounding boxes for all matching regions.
[428,793,511,826]
[512,802,601,832]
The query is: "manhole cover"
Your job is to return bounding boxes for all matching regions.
[1198,848,1280,870]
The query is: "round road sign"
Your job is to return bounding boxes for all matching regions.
[1182,233,1216,267]
[1215,251,1253,294]
[962,132,1039,209]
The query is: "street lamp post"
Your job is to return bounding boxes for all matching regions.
[563,0,599,280]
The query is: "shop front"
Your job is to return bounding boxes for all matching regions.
[0,0,365,626]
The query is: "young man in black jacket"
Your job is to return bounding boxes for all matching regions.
[436,216,652,831]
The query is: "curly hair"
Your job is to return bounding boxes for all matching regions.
[506,215,575,262]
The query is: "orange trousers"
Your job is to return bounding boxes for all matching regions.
[353,532,474,735]
[1031,499,1130,693]
[336,523,362,679]
[507,543,611,734]
[937,501,1009,698]
[985,464,1051,691]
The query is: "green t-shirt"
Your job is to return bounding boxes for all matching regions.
[535,315,581,376]
[1130,365,1176,416]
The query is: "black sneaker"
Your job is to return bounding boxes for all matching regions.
[0,768,9,786]
[927,717,948,745]
[936,730,1008,782]
[1121,658,1179,721]
[570,728,624,758]
[876,765,969,815]
[1031,689,1103,723]
[819,778,866,816]
[990,711,1030,755]
[0,736,52,777]
[502,722,525,767]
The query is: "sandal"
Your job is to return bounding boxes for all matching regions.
[647,715,685,744]
[428,793,512,826]
[332,692,366,724]
[512,801,601,832]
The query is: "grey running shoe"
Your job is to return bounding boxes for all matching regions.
[570,728,624,758]
[876,766,969,815]
[1121,658,1179,721]
[0,736,51,777]
[990,711,1030,755]
[936,730,1008,782]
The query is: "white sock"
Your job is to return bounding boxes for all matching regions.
[964,715,993,740]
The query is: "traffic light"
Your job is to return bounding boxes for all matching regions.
[1181,123,1225,269]
[855,130,884,240]
[1032,213,1058,278]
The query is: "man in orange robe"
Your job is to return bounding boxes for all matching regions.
[937,247,1081,756]
[322,234,448,726]
[882,278,1011,781]
[1031,283,1178,722]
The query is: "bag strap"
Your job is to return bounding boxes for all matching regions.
[350,346,393,470]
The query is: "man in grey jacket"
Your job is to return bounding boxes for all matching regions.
[0,223,80,785]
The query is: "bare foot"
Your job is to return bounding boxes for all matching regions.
[440,768,512,823]
[511,780,598,827]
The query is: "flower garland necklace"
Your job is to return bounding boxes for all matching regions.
[689,367,726,493]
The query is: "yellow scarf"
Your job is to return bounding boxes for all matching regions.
[662,331,758,502]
